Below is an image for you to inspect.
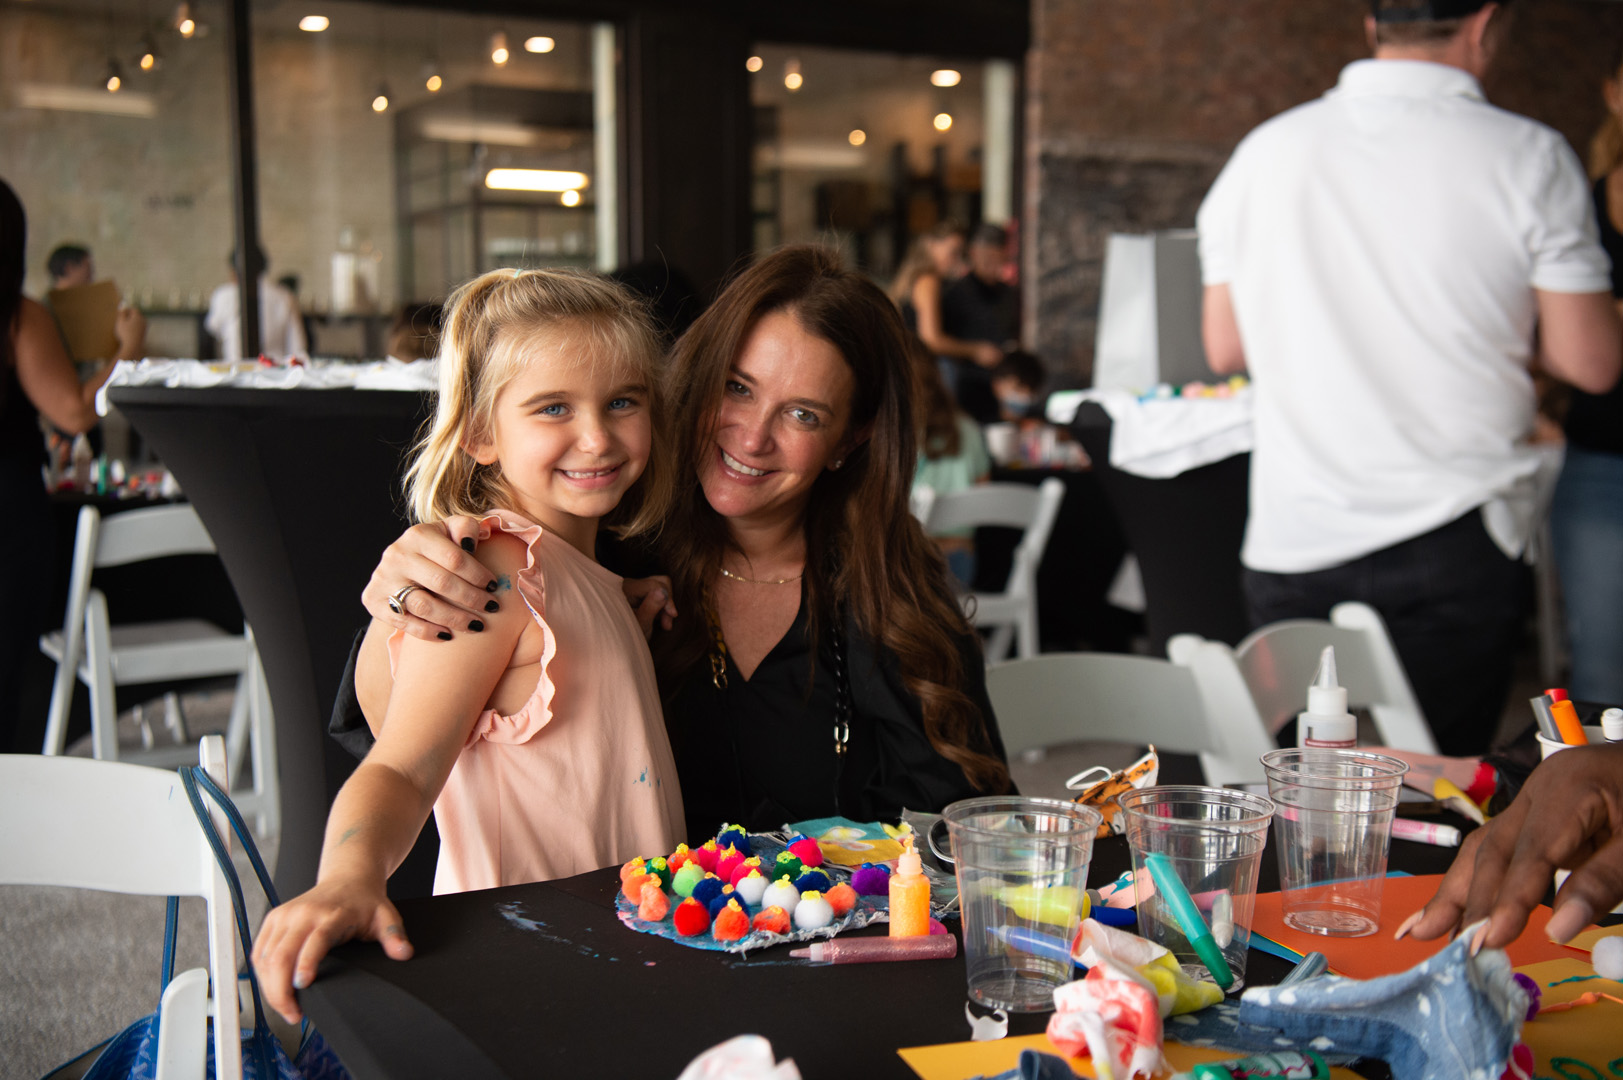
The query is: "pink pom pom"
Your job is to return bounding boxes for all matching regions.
[787,837,824,868]
[715,844,744,883]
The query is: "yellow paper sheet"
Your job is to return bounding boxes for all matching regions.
[897,1033,1363,1079]
[1514,958,1623,1073]
[1565,924,1623,953]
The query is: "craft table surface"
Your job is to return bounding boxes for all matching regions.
[300,822,1472,1079]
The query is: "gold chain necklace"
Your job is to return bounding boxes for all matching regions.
[718,565,803,586]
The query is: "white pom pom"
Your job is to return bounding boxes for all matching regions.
[1593,934,1623,981]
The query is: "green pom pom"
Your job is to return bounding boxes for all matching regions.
[773,851,804,880]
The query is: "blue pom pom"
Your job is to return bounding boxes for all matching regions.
[851,864,890,896]
[691,875,725,906]
[715,825,752,855]
[794,869,831,893]
[707,887,749,918]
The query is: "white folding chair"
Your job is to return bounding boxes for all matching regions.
[39,503,280,835]
[985,650,1273,787]
[923,477,1065,661]
[1169,600,1438,754]
[0,736,243,1080]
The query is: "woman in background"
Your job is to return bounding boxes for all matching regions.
[0,178,143,752]
[888,222,1001,381]
[1553,49,1623,705]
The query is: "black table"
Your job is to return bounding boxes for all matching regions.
[301,779,1469,1079]
[107,387,431,895]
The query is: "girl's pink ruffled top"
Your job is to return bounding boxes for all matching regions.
[388,510,684,894]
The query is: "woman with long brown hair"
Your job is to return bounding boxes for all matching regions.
[352,246,1011,836]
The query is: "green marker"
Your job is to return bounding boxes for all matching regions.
[1144,852,1233,990]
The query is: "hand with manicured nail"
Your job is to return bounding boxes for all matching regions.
[362,516,497,641]
[1403,742,1623,950]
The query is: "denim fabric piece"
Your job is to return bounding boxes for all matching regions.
[1237,933,1526,1080]
[980,1049,1082,1080]
[1159,999,1356,1064]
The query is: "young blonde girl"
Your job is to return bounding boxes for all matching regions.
[253,268,684,1023]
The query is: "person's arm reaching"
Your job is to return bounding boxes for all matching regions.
[11,298,111,435]
[1399,742,1623,950]
[1202,284,1247,376]
[913,274,1003,369]
[252,532,530,1023]
[1536,289,1623,394]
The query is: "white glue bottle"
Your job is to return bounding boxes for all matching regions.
[1297,645,1357,749]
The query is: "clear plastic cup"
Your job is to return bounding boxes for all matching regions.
[943,796,1103,1012]
[1537,725,1604,759]
[1261,748,1409,937]
[1119,786,1274,993]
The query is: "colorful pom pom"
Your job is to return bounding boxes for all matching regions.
[692,839,721,872]
[752,906,792,935]
[794,869,832,894]
[729,856,765,886]
[622,869,653,903]
[707,883,745,918]
[734,869,769,907]
[667,843,692,871]
[712,899,751,941]
[761,876,800,916]
[619,857,646,885]
[825,882,857,916]
[672,861,706,898]
[773,851,804,881]
[793,891,835,930]
[673,897,711,936]
[637,880,670,921]
[691,873,726,907]
[716,824,752,855]
[642,856,672,890]
[851,863,890,896]
[1512,972,1541,1020]
[715,844,745,883]
[787,836,824,869]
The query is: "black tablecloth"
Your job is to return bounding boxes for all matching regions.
[1068,403,1251,656]
[107,387,431,895]
[301,755,1470,1080]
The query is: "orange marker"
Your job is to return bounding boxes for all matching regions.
[1549,697,1589,746]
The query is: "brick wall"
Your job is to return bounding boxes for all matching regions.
[1028,0,1623,380]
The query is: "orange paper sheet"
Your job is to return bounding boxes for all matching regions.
[1514,958,1623,1073]
[898,1033,1364,1080]
[1250,875,1590,979]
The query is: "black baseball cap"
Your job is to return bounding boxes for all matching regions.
[1371,0,1497,21]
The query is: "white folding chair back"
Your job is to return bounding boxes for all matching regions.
[39,504,280,835]
[985,650,1272,786]
[910,483,936,525]
[924,477,1065,661]
[1172,601,1437,754]
[0,736,243,1080]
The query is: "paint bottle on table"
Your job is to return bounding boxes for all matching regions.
[1601,707,1623,744]
[1296,645,1356,750]
[888,835,931,937]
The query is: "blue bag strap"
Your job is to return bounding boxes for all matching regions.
[161,896,179,990]
[188,765,281,908]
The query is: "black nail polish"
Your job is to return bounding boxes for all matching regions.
[469,619,485,632]
[485,600,499,613]
[486,579,498,592]
[436,631,452,641]
[460,537,476,553]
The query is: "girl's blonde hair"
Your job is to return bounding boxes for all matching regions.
[404,267,673,538]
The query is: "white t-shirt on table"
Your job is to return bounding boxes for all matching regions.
[1197,59,1611,574]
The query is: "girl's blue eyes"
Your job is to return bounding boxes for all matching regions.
[538,403,567,417]
[534,397,640,417]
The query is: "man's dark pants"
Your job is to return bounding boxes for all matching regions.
[1242,510,1530,757]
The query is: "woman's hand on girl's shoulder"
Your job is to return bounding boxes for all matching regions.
[362,516,499,641]
[623,574,677,638]
[251,879,412,1025]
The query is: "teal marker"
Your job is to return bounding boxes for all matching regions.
[1144,852,1234,990]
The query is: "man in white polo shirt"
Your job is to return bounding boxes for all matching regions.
[1197,0,1622,755]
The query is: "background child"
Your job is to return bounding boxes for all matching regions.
[252,268,684,1023]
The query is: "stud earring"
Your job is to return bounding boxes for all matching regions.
[830,458,844,470]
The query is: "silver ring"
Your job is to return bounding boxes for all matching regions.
[387,584,421,616]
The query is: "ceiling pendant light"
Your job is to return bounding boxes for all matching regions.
[104,58,125,92]
[524,36,554,54]
[174,2,196,39]
[371,82,390,113]
[490,30,510,66]
[422,59,442,93]
[933,112,953,132]
[137,33,161,71]
[784,57,802,92]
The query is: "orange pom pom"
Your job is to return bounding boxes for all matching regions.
[825,882,857,916]
[619,857,646,885]
[712,899,750,941]
[751,905,792,935]
[637,880,670,921]
[668,843,692,871]
[622,869,653,903]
